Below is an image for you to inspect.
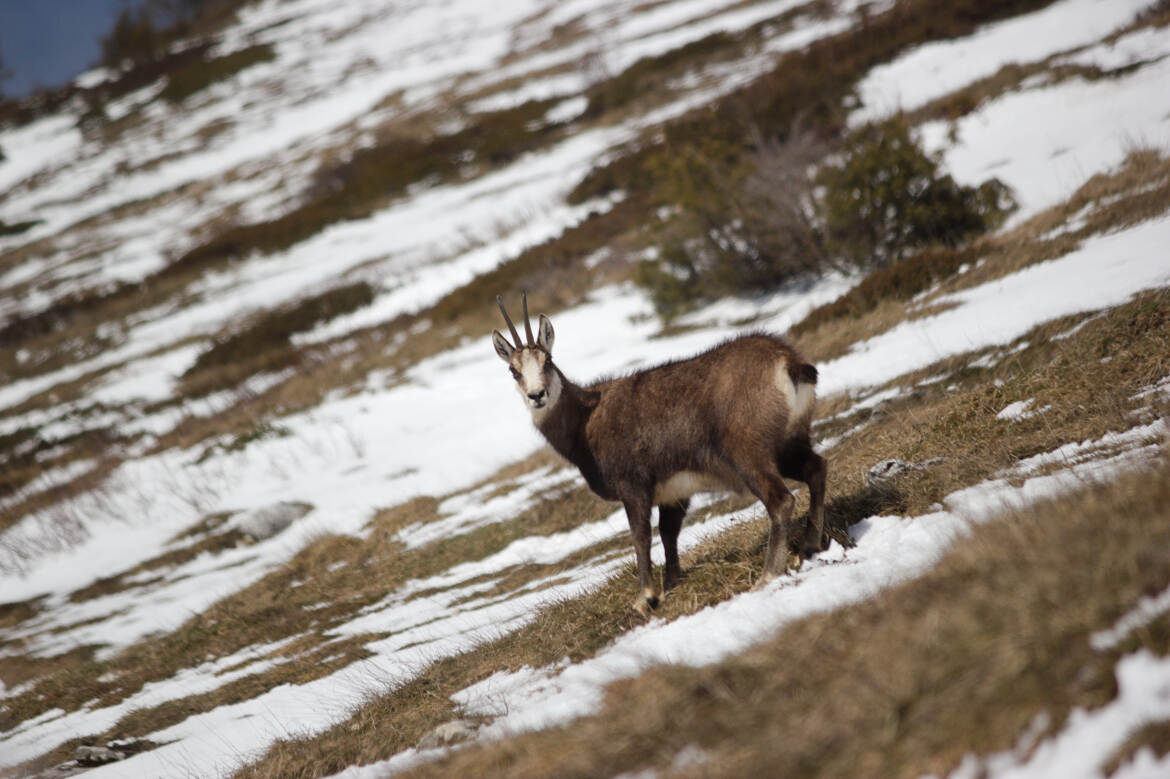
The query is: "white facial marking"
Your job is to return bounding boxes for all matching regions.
[511,349,561,423]
[518,350,545,398]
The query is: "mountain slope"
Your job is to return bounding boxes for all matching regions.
[1,1,1169,777]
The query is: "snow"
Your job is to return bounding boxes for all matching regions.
[0,637,299,767]
[996,398,1051,422]
[920,52,1170,221]
[1055,24,1170,71]
[815,216,1170,396]
[1091,583,1170,652]
[952,651,1170,778]
[852,0,1158,122]
[3,0,1170,774]
[851,0,1170,220]
[372,422,1168,770]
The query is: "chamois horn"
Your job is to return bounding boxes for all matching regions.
[496,295,522,348]
[521,289,534,346]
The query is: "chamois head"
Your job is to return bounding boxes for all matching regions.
[493,291,559,415]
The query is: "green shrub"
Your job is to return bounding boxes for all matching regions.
[817,119,1015,265]
[634,119,1013,316]
[634,127,834,316]
[160,44,275,103]
[102,7,164,68]
[0,219,39,237]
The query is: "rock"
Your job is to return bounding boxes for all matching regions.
[75,745,127,765]
[418,719,479,750]
[233,501,312,542]
[865,457,947,486]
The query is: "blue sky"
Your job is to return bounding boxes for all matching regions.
[0,1,142,97]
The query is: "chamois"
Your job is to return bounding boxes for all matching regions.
[492,292,827,616]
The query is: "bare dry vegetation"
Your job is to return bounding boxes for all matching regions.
[400,456,1170,779]
[4,143,1168,779]
[227,278,1170,777]
[0,471,629,776]
[3,0,1170,775]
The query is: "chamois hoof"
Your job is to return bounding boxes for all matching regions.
[629,589,659,621]
[754,551,799,590]
[752,570,779,591]
[799,531,830,559]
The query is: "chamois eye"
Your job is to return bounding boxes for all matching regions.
[509,367,520,380]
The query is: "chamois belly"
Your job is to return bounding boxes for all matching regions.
[653,470,747,504]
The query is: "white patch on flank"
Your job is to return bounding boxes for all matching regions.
[775,360,797,415]
[653,471,742,504]
[777,360,816,433]
[793,381,816,428]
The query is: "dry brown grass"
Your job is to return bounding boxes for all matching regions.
[1106,720,1170,774]
[394,457,1170,779]
[0,464,634,775]
[5,272,1165,778]
[229,280,1170,778]
[4,9,1169,774]
[816,286,1170,516]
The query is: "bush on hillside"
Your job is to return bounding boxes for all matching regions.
[100,1,248,71]
[102,7,165,68]
[817,119,1015,266]
[635,118,1015,316]
[634,127,832,316]
[160,44,275,103]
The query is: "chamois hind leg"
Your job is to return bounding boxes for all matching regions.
[735,457,797,587]
[658,499,689,592]
[622,492,659,617]
[779,440,828,557]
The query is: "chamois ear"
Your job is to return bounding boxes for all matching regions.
[492,330,515,361]
[537,314,555,353]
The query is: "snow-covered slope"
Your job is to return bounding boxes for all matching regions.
[2,0,1170,776]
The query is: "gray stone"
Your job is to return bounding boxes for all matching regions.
[865,457,948,486]
[418,719,479,750]
[74,745,127,765]
[233,501,312,542]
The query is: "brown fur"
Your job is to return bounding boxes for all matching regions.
[495,310,826,613]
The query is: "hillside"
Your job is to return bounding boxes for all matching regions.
[1,0,1169,777]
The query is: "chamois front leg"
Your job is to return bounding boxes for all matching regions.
[622,492,658,618]
[658,500,688,592]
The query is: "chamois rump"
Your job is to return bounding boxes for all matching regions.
[492,292,827,616]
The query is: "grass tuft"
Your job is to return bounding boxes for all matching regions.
[160,44,275,103]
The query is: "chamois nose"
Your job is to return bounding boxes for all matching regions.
[528,389,547,405]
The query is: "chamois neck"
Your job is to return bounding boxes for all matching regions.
[536,368,587,446]
[536,367,604,490]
